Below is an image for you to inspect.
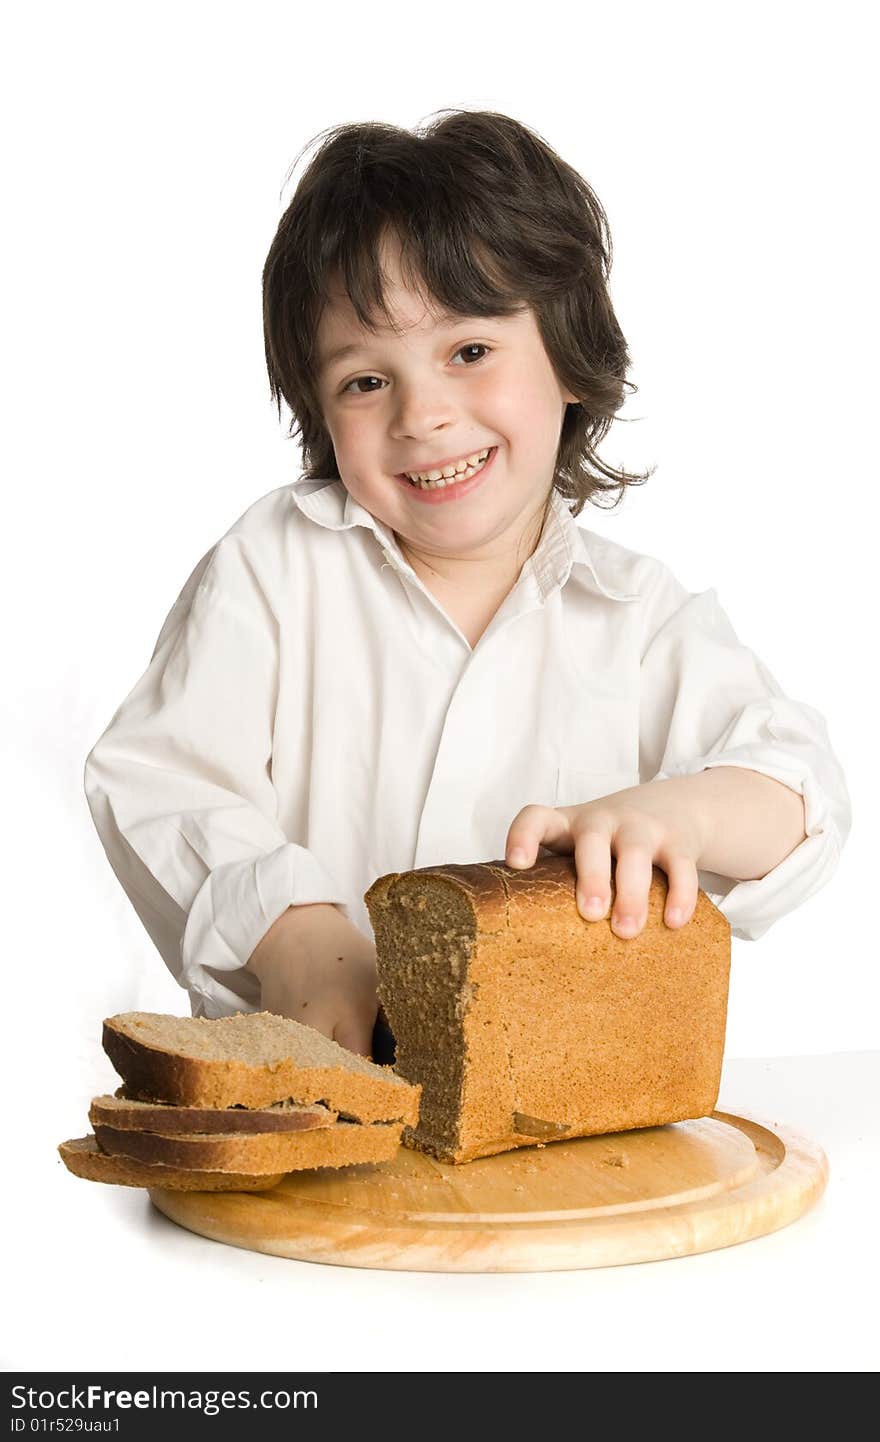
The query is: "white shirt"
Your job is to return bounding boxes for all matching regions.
[84,479,851,1019]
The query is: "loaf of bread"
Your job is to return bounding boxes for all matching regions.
[102,1011,420,1123]
[365,854,731,1163]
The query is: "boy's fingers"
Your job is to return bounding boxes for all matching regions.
[333,1020,373,1057]
[658,852,700,927]
[295,1007,336,1040]
[573,828,612,919]
[506,804,574,867]
[334,1000,379,1058]
[610,844,654,938]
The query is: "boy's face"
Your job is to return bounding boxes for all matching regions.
[314,235,578,567]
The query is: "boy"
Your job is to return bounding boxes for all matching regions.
[85,110,850,1057]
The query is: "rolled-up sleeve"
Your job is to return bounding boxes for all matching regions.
[638,578,851,939]
[84,539,349,1017]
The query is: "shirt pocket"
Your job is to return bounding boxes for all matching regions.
[554,766,638,809]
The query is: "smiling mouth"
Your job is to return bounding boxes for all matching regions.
[401,448,494,490]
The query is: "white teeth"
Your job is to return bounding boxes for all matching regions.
[405,449,491,489]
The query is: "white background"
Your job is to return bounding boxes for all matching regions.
[2,0,877,1373]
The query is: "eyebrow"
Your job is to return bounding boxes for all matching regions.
[318,341,367,374]
[318,312,490,376]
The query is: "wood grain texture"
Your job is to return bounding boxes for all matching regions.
[148,1110,828,1271]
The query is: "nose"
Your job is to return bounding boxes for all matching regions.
[389,375,456,442]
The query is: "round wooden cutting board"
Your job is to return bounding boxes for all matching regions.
[148,1110,828,1272]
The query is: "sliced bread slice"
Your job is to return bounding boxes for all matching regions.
[93,1119,404,1173]
[58,1136,284,1192]
[90,1093,338,1134]
[102,1012,420,1124]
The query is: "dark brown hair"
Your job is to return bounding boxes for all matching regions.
[262,109,653,515]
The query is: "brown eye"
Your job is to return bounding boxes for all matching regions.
[342,375,385,395]
[454,344,491,364]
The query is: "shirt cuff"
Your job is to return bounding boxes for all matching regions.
[180,842,353,1013]
[652,751,844,940]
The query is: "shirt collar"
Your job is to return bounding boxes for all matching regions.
[288,477,638,602]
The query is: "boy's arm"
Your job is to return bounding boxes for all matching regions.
[645,580,849,931]
[84,538,355,1018]
[246,904,378,1057]
[508,577,849,941]
[655,765,807,880]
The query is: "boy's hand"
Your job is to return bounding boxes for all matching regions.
[504,778,708,940]
[246,903,379,1056]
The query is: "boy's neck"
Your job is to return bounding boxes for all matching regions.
[393,493,552,600]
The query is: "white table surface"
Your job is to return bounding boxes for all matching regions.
[7,1052,877,1374]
